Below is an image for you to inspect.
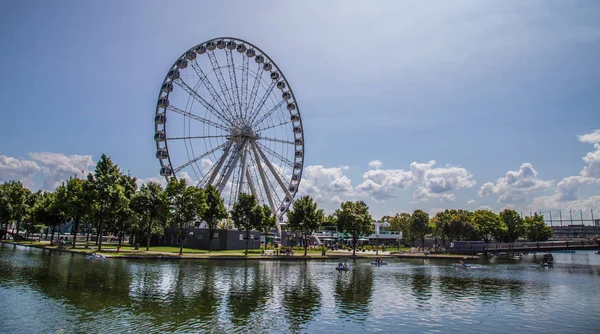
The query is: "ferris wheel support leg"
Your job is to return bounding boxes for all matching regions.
[250,141,279,234]
[217,144,244,194]
[237,142,250,196]
[246,169,259,203]
[205,142,233,187]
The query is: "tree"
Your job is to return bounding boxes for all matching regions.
[22,190,43,241]
[336,201,373,256]
[85,154,128,251]
[166,179,206,255]
[472,209,504,243]
[203,185,228,252]
[111,174,137,252]
[499,209,525,242]
[258,204,276,251]
[287,196,324,256]
[0,181,30,238]
[389,212,411,245]
[130,182,169,251]
[430,210,452,246]
[65,177,87,248]
[51,183,69,245]
[410,209,430,248]
[231,193,262,255]
[524,213,552,242]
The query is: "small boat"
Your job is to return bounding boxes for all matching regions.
[335,266,349,271]
[540,262,553,267]
[513,253,523,260]
[595,251,600,255]
[85,253,106,260]
[452,263,471,268]
[371,261,388,266]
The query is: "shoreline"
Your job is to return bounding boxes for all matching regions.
[0,241,475,261]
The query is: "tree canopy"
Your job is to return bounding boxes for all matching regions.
[336,201,373,256]
[287,196,324,256]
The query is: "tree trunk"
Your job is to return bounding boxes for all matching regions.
[209,228,214,253]
[50,228,55,245]
[245,230,250,255]
[352,237,357,256]
[15,222,20,236]
[146,225,151,251]
[98,225,103,251]
[72,217,80,249]
[179,227,185,255]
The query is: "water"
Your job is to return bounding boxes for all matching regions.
[1,244,599,333]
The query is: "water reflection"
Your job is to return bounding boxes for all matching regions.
[282,262,321,332]
[2,244,600,333]
[334,264,374,318]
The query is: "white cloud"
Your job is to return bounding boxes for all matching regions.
[467,199,476,206]
[28,152,95,190]
[358,159,476,202]
[297,165,353,207]
[136,175,168,189]
[0,155,41,188]
[479,163,553,204]
[578,129,600,178]
[368,160,383,170]
[577,129,600,144]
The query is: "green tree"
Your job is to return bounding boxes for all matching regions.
[287,196,324,256]
[410,209,430,248]
[524,213,552,242]
[85,154,128,251]
[111,174,137,251]
[231,193,262,255]
[0,181,30,238]
[258,204,276,251]
[130,182,169,251]
[499,209,525,242]
[203,185,228,252]
[336,201,373,256]
[65,177,88,248]
[472,209,504,243]
[449,209,475,241]
[167,179,207,255]
[389,212,411,245]
[431,210,452,246]
[22,190,43,241]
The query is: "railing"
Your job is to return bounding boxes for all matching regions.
[449,240,600,254]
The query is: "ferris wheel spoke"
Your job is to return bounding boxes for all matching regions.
[253,141,295,205]
[245,63,262,119]
[257,136,295,145]
[252,100,286,128]
[167,105,230,132]
[237,144,250,197]
[189,60,231,121]
[225,49,242,118]
[255,120,291,133]
[173,141,230,173]
[248,81,277,124]
[250,142,278,232]
[240,55,250,118]
[207,51,236,120]
[167,134,230,140]
[173,78,234,127]
[255,141,294,168]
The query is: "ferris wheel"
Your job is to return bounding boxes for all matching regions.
[154,37,304,233]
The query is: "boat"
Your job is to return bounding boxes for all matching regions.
[595,251,600,255]
[513,253,523,260]
[335,266,349,271]
[452,263,471,268]
[85,253,106,260]
[540,253,553,267]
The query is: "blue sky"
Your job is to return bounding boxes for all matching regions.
[1,0,599,219]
